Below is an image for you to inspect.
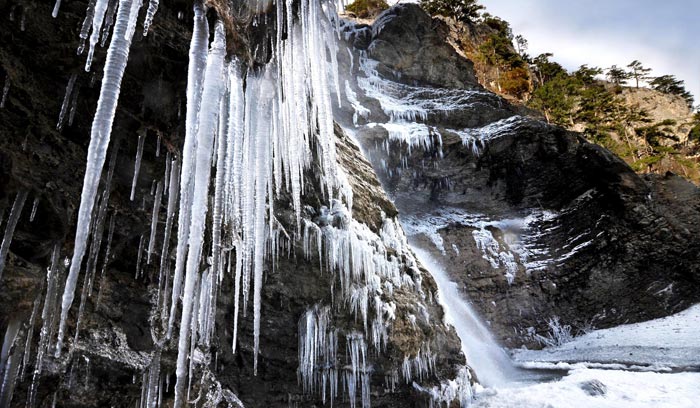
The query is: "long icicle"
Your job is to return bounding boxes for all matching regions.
[56,0,142,357]
[167,1,209,339]
[84,0,110,72]
[173,19,226,408]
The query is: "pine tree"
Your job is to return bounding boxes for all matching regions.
[574,65,603,86]
[606,65,631,85]
[627,60,652,88]
[419,0,484,23]
[531,53,566,85]
[514,34,528,57]
[650,75,695,107]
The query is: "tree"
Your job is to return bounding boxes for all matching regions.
[514,34,528,57]
[420,0,484,23]
[574,65,603,86]
[650,75,695,108]
[606,65,630,85]
[627,60,652,88]
[529,73,579,125]
[481,14,513,40]
[345,0,389,18]
[577,84,624,131]
[531,53,566,85]
[689,111,700,143]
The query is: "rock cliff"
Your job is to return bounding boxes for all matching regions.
[0,1,468,407]
[1,1,699,408]
[337,4,700,348]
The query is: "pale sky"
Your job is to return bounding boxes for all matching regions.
[386,0,698,103]
[482,0,699,103]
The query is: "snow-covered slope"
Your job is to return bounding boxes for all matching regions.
[512,304,700,370]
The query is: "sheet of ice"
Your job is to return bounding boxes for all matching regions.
[512,304,700,370]
[358,56,499,123]
[447,116,527,155]
[401,208,558,283]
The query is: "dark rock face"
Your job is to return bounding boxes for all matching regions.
[367,4,479,90]
[339,6,700,348]
[0,1,465,407]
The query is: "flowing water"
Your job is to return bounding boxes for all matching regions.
[410,245,517,387]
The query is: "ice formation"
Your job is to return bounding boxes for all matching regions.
[0,75,9,108]
[56,0,143,357]
[0,190,28,280]
[57,73,78,131]
[37,0,478,406]
[130,130,146,201]
[142,0,159,36]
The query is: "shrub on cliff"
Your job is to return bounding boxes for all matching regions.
[419,0,484,23]
[345,0,389,18]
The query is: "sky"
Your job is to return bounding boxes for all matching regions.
[385,0,697,102]
[482,0,699,103]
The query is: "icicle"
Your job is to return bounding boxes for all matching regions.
[145,350,161,408]
[147,180,163,265]
[173,19,226,408]
[96,213,116,308]
[28,244,61,408]
[298,306,338,405]
[158,158,179,317]
[101,0,120,47]
[21,292,42,379]
[345,333,370,408]
[0,319,22,407]
[29,196,39,222]
[57,73,78,131]
[167,1,209,339]
[135,234,145,278]
[0,190,28,280]
[74,141,118,351]
[142,0,159,36]
[77,0,97,56]
[56,0,142,358]
[68,86,81,126]
[0,76,9,108]
[130,131,146,201]
[84,0,110,72]
[52,0,62,18]
[208,63,231,347]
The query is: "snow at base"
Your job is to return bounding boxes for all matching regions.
[513,304,700,370]
[473,368,700,408]
[474,305,700,407]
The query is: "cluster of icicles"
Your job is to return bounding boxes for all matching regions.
[0,0,476,407]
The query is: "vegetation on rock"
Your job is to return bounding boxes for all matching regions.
[418,0,700,183]
[419,0,484,24]
[345,0,389,18]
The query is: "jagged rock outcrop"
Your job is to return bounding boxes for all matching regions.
[366,5,479,90]
[339,4,700,348]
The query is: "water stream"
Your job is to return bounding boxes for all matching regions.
[409,245,517,387]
